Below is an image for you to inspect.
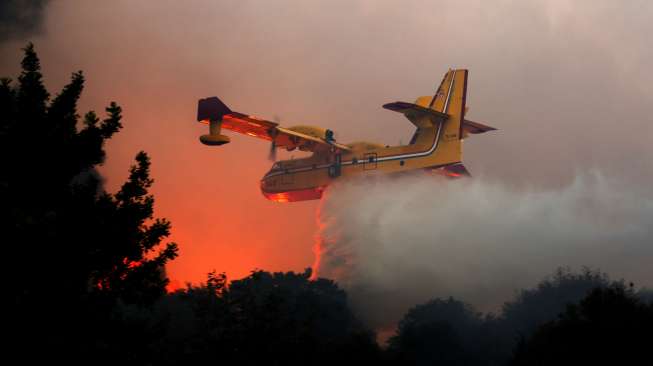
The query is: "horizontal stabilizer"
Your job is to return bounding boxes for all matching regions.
[462,119,496,134]
[197,96,232,122]
[382,101,449,128]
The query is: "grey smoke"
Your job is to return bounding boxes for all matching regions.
[313,172,653,329]
[0,0,50,42]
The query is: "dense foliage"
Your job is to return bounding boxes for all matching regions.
[385,267,635,366]
[116,269,380,365]
[1,44,178,361]
[511,284,653,365]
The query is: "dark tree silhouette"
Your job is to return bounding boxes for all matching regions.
[223,269,379,364]
[638,287,653,304]
[500,267,611,337]
[109,269,380,365]
[1,43,177,360]
[482,267,614,360]
[385,268,623,366]
[386,297,491,366]
[511,284,653,365]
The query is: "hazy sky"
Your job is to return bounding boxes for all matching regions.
[1,0,651,286]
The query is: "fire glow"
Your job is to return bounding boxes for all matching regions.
[262,186,325,203]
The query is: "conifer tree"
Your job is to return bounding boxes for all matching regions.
[1,44,178,321]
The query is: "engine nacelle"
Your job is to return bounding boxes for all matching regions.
[200,119,230,146]
[200,133,230,146]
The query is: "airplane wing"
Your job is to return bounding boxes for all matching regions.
[198,97,351,153]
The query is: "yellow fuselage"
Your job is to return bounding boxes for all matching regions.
[261,122,460,202]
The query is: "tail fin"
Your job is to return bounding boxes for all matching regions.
[382,70,473,165]
[414,69,468,141]
[434,69,466,163]
[409,70,467,165]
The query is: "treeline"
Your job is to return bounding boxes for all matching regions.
[112,266,652,366]
[387,268,653,365]
[3,45,652,365]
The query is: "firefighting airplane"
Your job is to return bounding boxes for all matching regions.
[196,69,495,202]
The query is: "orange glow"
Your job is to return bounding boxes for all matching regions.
[271,193,290,202]
[166,279,181,293]
[43,5,322,287]
[246,132,258,137]
[425,167,465,179]
[309,187,330,280]
[126,259,142,269]
[262,186,325,202]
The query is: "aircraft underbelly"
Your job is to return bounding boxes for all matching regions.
[259,153,458,202]
[261,186,325,202]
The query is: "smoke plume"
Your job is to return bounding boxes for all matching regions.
[313,172,653,329]
[0,0,50,42]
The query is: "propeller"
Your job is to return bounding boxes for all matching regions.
[268,115,281,161]
[268,138,277,161]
